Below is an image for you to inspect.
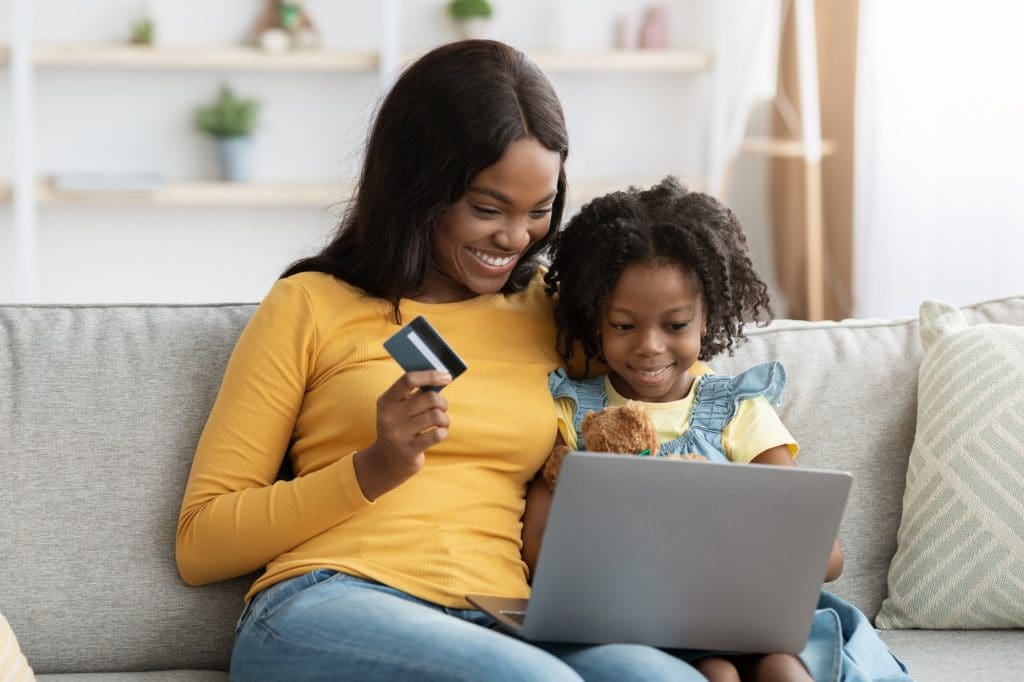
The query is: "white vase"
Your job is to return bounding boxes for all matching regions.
[454,18,490,40]
[216,136,254,182]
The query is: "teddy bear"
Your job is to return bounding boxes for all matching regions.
[541,400,706,488]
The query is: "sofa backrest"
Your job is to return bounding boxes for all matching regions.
[3,295,1024,672]
[1,304,255,674]
[711,294,1024,620]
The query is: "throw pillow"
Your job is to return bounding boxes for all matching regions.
[0,610,35,680]
[876,300,1024,628]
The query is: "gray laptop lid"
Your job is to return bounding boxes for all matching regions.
[486,453,851,652]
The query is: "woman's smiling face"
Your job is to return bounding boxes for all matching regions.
[417,137,561,303]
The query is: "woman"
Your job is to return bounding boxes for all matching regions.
[176,40,704,681]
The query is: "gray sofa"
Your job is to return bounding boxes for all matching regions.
[2,296,1023,680]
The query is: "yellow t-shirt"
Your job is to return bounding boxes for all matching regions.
[177,271,562,608]
[554,362,798,463]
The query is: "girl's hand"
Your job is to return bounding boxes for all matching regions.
[353,370,452,500]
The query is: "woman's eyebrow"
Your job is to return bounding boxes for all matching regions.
[468,187,557,206]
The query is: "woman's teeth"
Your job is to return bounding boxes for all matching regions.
[469,248,515,267]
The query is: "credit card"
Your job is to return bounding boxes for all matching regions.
[383,315,467,391]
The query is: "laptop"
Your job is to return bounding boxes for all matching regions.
[467,452,852,653]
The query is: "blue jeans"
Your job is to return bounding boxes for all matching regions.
[230,569,705,681]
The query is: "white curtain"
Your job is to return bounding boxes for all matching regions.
[853,1,1024,319]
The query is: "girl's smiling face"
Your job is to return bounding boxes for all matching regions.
[601,260,705,403]
[418,137,561,303]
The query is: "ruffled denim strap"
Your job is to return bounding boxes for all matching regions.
[548,368,608,450]
[662,361,787,460]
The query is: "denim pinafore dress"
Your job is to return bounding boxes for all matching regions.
[549,360,785,461]
[547,361,912,682]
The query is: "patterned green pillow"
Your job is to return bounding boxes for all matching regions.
[876,300,1024,628]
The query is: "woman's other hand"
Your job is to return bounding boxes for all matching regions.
[354,370,452,500]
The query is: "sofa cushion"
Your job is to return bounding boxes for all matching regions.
[0,305,256,674]
[876,300,1024,628]
[710,294,1024,621]
[879,630,1024,681]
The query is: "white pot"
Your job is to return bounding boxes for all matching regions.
[454,17,490,40]
[216,136,254,182]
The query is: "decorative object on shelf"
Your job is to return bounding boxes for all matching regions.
[638,4,670,49]
[129,16,155,45]
[614,14,635,49]
[250,0,320,53]
[447,0,493,40]
[194,85,261,182]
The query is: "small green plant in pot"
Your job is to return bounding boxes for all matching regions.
[130,17,154,45]
[195,85,261,182]
[447,0,493,40]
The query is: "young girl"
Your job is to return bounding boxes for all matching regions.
[524,177,911,682]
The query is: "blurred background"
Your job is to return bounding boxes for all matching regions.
[1,0,1022,319]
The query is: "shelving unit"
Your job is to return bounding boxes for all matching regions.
[5,43,712,212]
[4,1,720,302]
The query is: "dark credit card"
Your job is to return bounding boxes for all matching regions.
[383,315,467,391]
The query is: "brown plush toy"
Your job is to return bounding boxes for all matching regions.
[541,400,705,488]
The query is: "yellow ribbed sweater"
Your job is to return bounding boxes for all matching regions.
[176,271,562,607]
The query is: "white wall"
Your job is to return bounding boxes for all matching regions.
[1,0,778,304]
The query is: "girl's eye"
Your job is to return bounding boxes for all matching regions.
[529,208,553,219]
[609,323,634,331]
[471,205,501,217]
[669,322,690,331]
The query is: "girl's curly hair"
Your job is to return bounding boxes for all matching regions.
[544,176,773,367]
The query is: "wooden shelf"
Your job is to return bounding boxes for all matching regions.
[31,44,379,71]
[740,137,836,158]
[37,181,350,207]
[530,49,710,73]
[15,45,710,74]
[30,179,702,209]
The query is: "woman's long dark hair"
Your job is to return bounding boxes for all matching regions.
[282,40,569,321]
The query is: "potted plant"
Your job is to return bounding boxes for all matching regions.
[447,0,493,40]
[194,85,260,182]
[129,17,154,45]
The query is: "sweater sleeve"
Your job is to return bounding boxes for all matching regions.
[176,277,372,586]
